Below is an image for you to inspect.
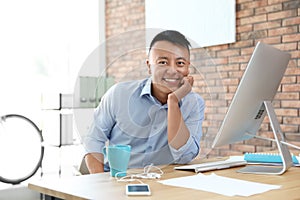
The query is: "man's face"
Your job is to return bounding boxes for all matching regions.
[147,40,190,95]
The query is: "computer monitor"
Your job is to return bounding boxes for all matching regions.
[211,42,292,175]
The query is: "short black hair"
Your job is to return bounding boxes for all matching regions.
[149,30,191,53]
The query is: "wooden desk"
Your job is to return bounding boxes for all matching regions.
[28,162,300,200]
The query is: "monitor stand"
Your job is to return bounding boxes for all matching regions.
[237,101,294,175]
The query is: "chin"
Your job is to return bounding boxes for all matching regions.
[163,85,179,93]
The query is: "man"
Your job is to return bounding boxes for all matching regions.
[84,30,205,173]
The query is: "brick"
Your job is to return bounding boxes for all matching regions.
[268,0,294,5]
[267,10,297,21]
[240,63,248,70]
[261,122,271,131]
[224,93,234,101]
[281,76,297,84]
[254,36,281,44]
[281,124,299,132]
[271,101,281,109]
[275,92,299,100]
[287,58,298,68]
[241,0,268,10]
[245,137,272,146]
[240,30,268,40]
[228,71,244,78]
[275,108,298,116]
[231,143,256,152]
[283,0,300,10]
[222,78,240,86]
[283,117,300,125]
[268,26,298,37]
[289,51,300,59]
[282,33,300,43]
[285,67,300,75]
[256,146,277,152]
[283,16,300,26]
[282,84,300,92]
[255,4,283,15]
[254,20,281,31]
[284,133,300,141]
[218,64,240,72]
[228,85,239,93]
[211,57,229,65]
[229,55,251,64]
[237,24,253,33]
[206,44,229,52]
[281,100,300,108]
[230,40,254,48]
[237,9,255,18]
[241,46,256,55]
[217,49,240,57]
[259,131,276,140]
[274,42,297,51]
[240,14,267,25]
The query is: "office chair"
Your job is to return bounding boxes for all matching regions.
[0,114,44,184]
[77,156,89,175]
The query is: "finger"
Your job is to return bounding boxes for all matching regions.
[187,76,194,86]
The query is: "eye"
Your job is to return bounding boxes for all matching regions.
[177,61,186,67]
[157,60,168,65]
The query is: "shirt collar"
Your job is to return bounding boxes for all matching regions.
[140,77,152,97]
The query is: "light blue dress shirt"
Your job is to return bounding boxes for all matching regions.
[84,78,205,171]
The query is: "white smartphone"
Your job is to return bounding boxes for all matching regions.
[126,184,151,196]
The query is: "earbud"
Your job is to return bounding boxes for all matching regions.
[148,173,161,179]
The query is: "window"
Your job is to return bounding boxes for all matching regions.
[0,0,100,178]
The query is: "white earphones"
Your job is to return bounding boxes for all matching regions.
[115,163,163,183]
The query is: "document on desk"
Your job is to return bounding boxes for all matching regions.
[158,173,281,197]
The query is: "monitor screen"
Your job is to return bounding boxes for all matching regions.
[212,42,291,148]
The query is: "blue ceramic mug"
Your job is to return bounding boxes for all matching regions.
[103,144,131,177]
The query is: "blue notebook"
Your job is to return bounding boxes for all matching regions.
[244,153,299,164]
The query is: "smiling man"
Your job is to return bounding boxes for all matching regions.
[84,30,205,174]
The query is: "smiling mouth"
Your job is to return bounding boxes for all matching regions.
[162,78,180,83]
[162,78,181,88]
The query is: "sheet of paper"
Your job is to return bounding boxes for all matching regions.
[158,173,281,197]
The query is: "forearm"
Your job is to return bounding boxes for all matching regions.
[167,93,190,150]
[85,153,105,174]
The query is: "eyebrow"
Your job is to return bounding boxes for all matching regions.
[175,57,188,61]
[156,56,168,60]
[156,56,188,61]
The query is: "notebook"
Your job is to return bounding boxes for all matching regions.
[244,153,299,165]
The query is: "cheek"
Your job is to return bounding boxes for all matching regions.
[178,68,189,76]
[151,66,164,76]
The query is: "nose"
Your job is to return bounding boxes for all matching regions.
[167,61,178,73]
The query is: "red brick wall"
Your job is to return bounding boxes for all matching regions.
[105,0,300,157]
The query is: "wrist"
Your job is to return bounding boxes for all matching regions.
[168,93,179,104]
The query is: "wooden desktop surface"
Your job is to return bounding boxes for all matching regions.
[28,159,300,200]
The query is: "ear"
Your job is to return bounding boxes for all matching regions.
[186,62,191,76]
[146,59,151,74]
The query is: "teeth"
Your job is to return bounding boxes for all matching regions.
[164,78,178,82]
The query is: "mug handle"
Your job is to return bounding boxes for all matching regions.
[102,146,107,157]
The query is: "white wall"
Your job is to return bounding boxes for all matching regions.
[145,0,236,48]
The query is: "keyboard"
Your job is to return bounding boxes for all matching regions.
[244,153,299,164]
[174,160,247,173]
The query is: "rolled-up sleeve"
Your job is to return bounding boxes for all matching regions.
[83,85,117,155]
[83,121,107,154]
